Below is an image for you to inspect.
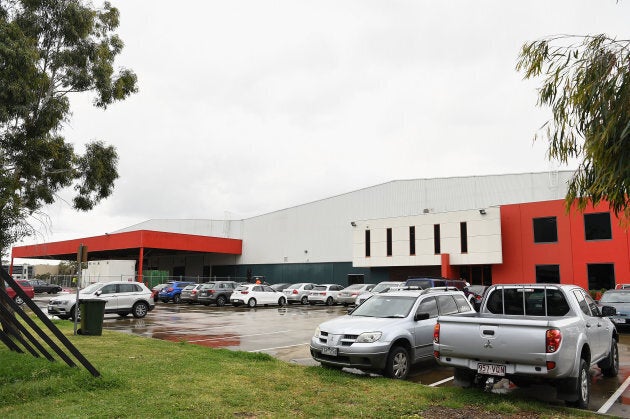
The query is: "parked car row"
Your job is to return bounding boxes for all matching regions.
[1,279,62,306]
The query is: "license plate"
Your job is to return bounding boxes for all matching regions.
[321,346,338,356]
[612,317,627,324]
[477,363,505,376]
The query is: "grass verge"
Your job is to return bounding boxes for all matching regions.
[0,319,597,418]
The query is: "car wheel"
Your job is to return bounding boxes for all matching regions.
[325,297,334,306]
[118,312,130,317]
[566,358,590,409]
[247,298,257,308]
[14,296,24,305]
[600,340,619,377]
[278,297,286,307]
[132,302,149,318]
[68,305,80,321]
[301,296,308,305]
[216,296,227,307]
[384,346,409,379]
[173,294,181,304]
[453,368,475,388]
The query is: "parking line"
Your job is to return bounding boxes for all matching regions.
[250,343,310,353]
[597,374,630,414]
[428,376,454,387]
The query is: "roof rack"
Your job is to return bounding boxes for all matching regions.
[420,286,460,294]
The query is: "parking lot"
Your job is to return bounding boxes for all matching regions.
[34,295,630,416]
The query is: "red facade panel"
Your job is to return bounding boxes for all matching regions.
[494,200,630,289]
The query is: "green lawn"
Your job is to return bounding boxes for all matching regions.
[0,319,596,418]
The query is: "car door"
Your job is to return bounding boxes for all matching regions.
[572,289,608,359]
[413,296,439,361]
[97,283,119,312]
[261,285,277,304]
[117,283,141,310]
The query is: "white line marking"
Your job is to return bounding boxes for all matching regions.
[597,374,630,414]
[429,376,454,387]
[250,343,310,352]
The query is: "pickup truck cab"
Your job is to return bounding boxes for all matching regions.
[310,288,474,379]
[433,283,619,408]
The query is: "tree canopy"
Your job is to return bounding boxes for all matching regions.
[0,0,137,253]
[517,34,630,218]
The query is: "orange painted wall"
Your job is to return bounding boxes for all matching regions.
[493,199,630,289]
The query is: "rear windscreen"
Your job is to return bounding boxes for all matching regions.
[485,288,570,316]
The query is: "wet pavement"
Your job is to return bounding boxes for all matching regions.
[33,295,630,416]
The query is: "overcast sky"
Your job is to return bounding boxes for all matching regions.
[13,0,630,261]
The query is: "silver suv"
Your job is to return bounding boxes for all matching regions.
[310,288,473,379]
[283,283,315,305]
[47,281,154,320]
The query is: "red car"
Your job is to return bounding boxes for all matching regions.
[5,279,35,305]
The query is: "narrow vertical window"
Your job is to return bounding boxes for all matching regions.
[409,226,416,255]
[434,224,441,254]
[460,222,468,253]
[386,228,392,256]
[365,230,371,257]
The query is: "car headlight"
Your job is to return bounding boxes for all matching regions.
[313,326,320,338]
[356,332,382,343]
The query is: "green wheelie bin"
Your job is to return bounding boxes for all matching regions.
[78,298,106,335]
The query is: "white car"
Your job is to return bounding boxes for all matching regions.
[356,281,405,306]
[47,281,154,320]
[336,283,375,306]
[308,284,345,306]
[283,282,315,305]
[230,284,287,308]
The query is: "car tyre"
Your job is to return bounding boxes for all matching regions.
[565,358,590,409]
[301,296,308,305]
[14,296,24,305]
[384,346,409,379]
[278,297,286,307]
[247,298,257,308]
[216,296,227,307]
[173,294,181,304]
[599,340,619,377]
[68,305,80,321]
[453,368,475,388]
[325,297,334,306]
[132,301,149,318]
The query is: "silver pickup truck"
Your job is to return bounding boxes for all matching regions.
[433,283,619,409]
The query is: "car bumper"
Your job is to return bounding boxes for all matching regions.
[336,296,357,305]
[47,305,71,316]
[310,337,389,371]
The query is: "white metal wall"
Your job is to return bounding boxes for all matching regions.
[352,208,502,267]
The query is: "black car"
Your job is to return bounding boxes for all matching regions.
[29,279,62,294]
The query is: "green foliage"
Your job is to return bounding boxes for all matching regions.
[517,35,630,218]
[0,0,137,253]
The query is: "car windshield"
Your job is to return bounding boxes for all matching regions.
[601,292,630,303]
[372,283,398,293]
[183,285,196,290]
[313,285,328,291]
[81,283,103,294]
[343,284,364,291]
[235,286,249,292]
[200,283,216,290]
[350,295,417,318]
[287,283,304,289]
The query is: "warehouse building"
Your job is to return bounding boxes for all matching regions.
[11,171,630,291]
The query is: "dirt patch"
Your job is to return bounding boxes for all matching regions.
[419,406,543,419]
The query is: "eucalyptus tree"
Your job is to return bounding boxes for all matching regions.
[0,0,137,254]
[517,35,629,217]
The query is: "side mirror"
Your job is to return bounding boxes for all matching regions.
[414,312,430,321]
[95,290,102,296]
[601,305,617,317]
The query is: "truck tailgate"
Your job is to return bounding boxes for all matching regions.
[437,315,552,364]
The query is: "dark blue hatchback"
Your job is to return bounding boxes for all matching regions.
[158,281,194,303]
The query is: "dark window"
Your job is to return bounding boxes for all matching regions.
[587,263,615,290]
[533,217,558,243]
[365,230,371,257]
[535,265,560,284]
[434,224,441,254]
[416,297,438,318]
[454,294,473,312]
[409,226,416,255]
[386,228,392,256]
[584,212,612,241]
[460,222,468,253]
